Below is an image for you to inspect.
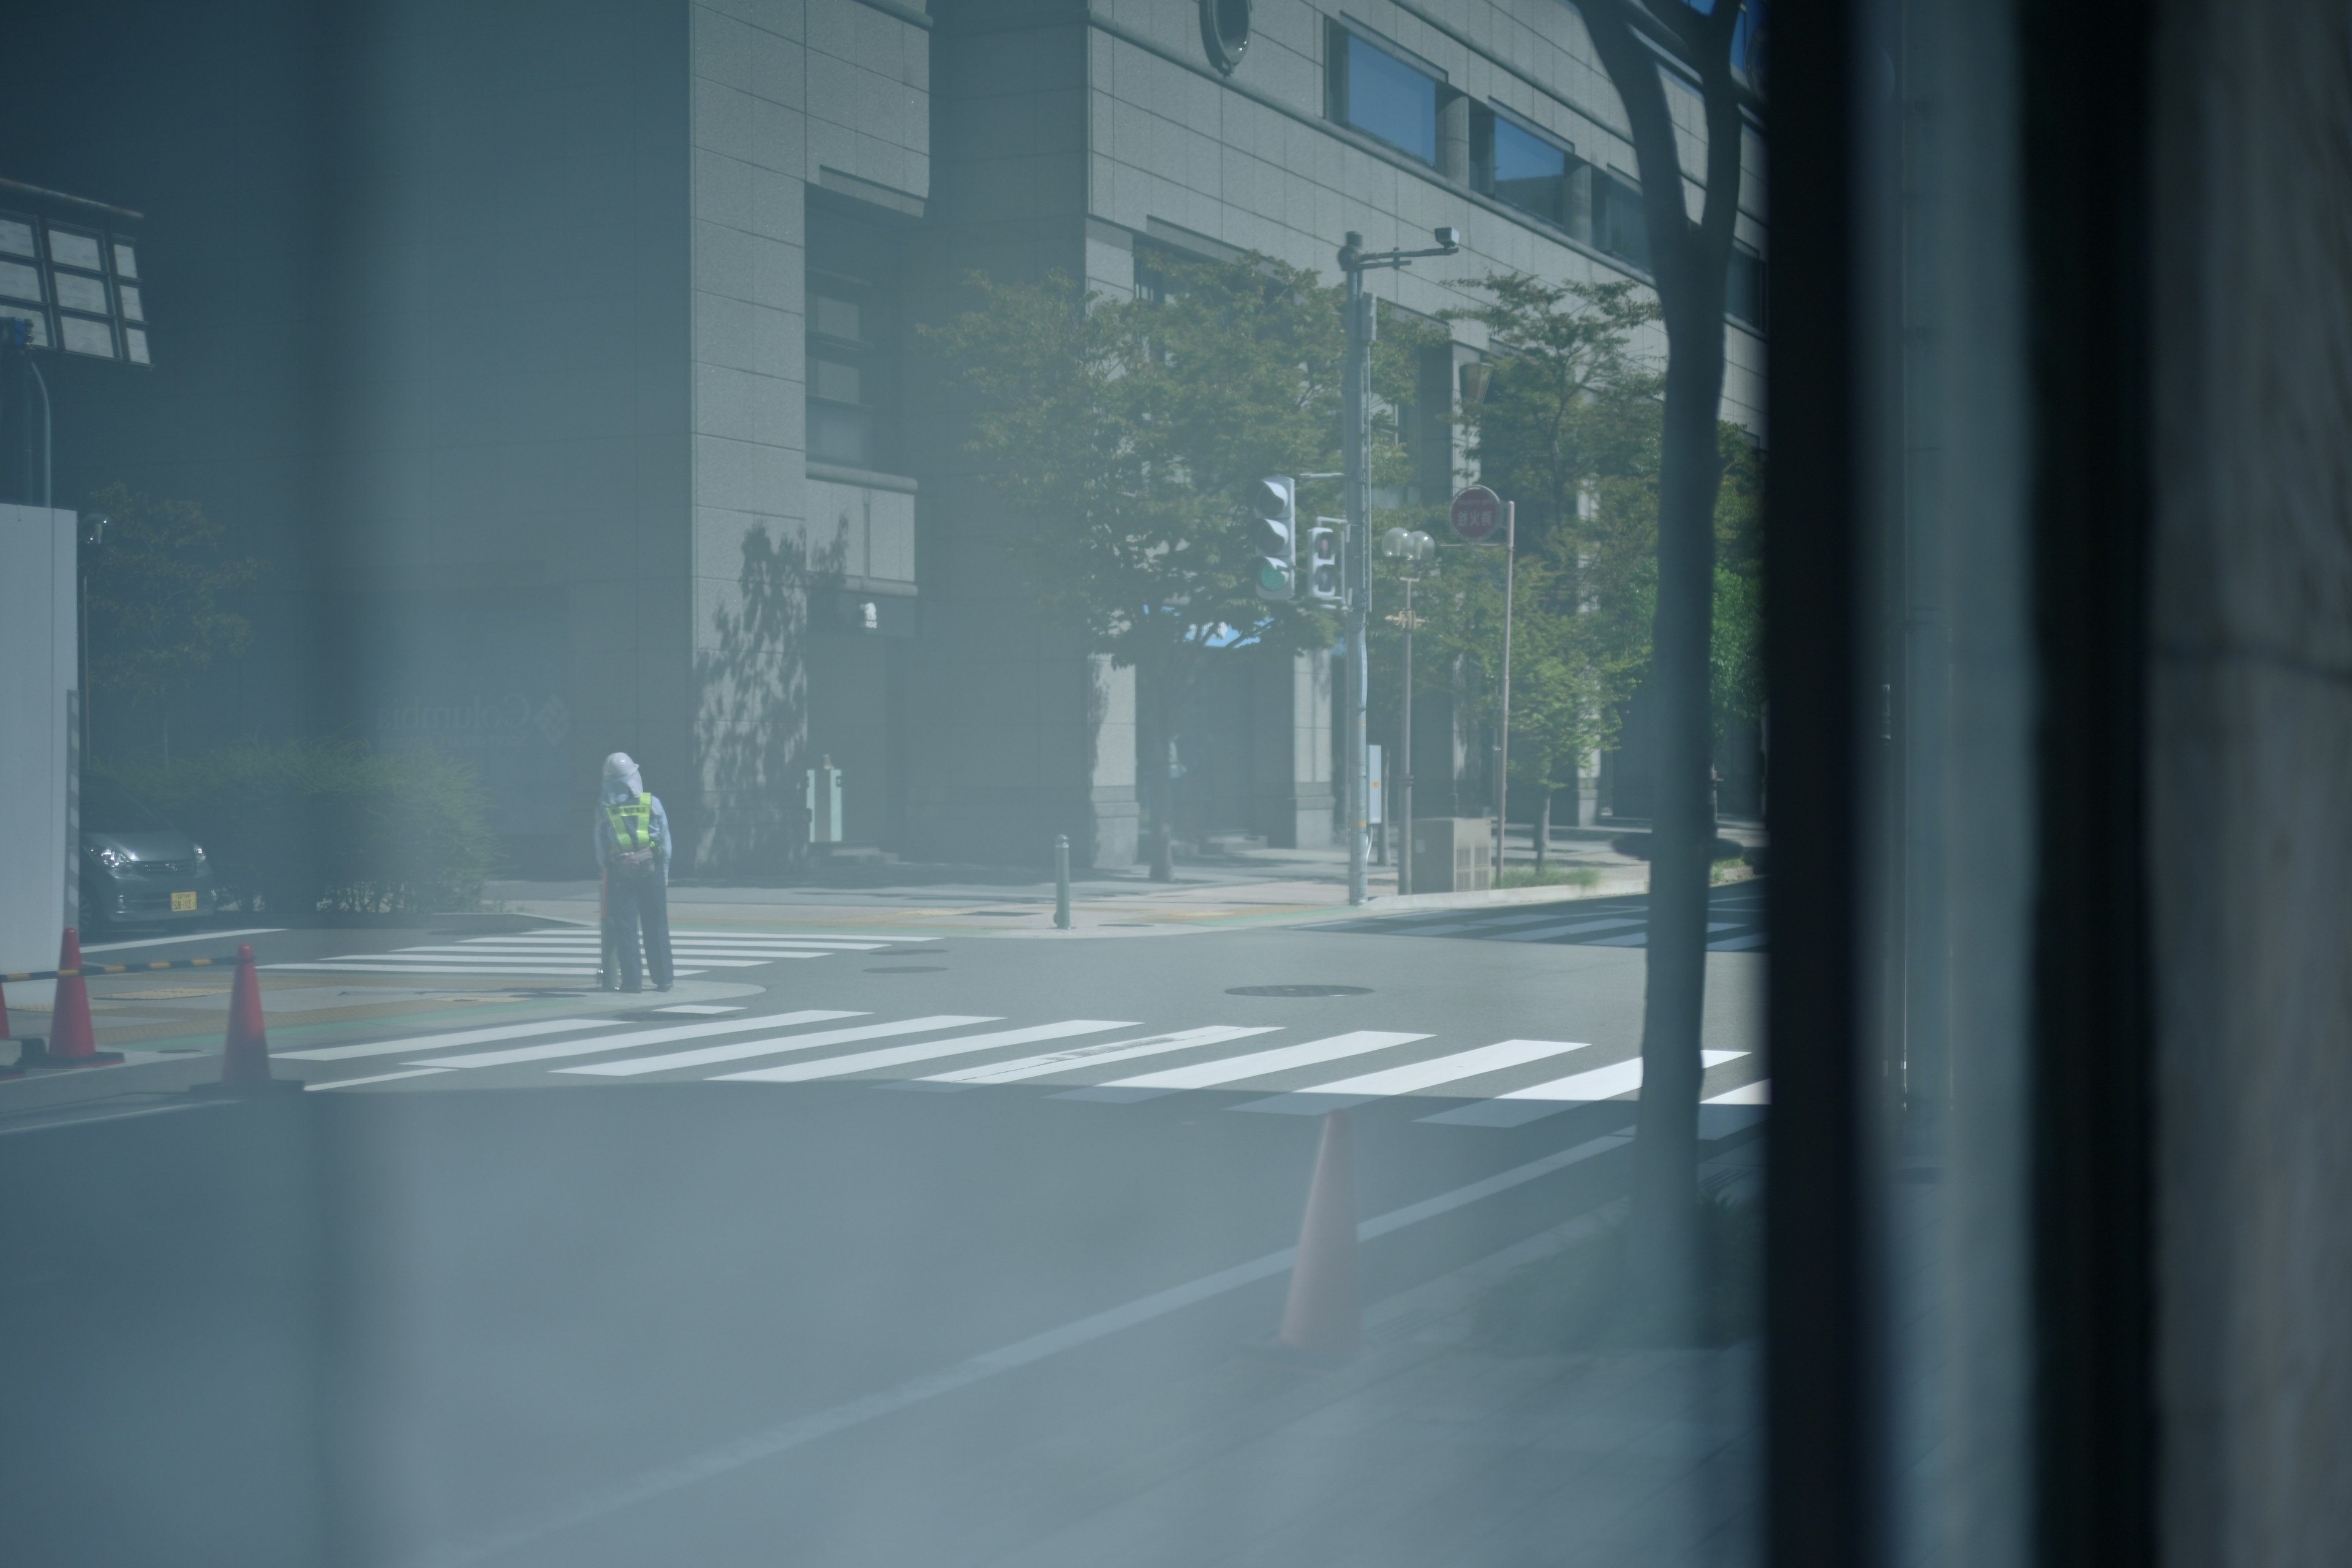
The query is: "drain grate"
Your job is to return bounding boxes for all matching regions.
[1224,984,1373,998]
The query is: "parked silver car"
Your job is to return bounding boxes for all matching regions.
[80,778,219,930]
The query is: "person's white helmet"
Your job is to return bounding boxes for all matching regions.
[603,752,643,795]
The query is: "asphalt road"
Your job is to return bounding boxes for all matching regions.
[0,896,1765,1568]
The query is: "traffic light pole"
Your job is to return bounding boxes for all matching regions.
[1341,263,1372,906]
[1337,227,1457,907]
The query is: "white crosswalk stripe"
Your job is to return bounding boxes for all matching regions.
[1056,1031,1431,1103]
[556,1015,999,1077]
[908,1027,1283,1090]
[708,1020,1142,1085]
[420,1010,867,1069]
[284,1000,1770,1128]
[277,1017,632,1063]
[1418,1050,1747,1128]
[1231,1038,1591,1116]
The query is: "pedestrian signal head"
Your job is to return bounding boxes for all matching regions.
[1250,475,1295,601]
[1306,522,1341,603]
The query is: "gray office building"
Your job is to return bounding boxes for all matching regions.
[18,0,1764,873]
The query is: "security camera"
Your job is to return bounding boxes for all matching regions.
[1433,226,1462,250]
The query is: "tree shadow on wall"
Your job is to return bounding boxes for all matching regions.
[693,525,844,876]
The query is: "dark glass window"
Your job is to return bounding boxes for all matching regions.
[1489,113,1569,226]
[1327,26,1439,164]
[1597,171,1649,270]
[806,204,903,472]
[1727,242,1766,330]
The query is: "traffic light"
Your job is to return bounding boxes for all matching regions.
[1306,521,1342,602]
[1249,475,1295,601]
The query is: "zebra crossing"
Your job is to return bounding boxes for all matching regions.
[284,1003,1770,1130]
[1310,884,1768,952]
[265,927,931,979]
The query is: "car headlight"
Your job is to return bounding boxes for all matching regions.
[90,846,126,870]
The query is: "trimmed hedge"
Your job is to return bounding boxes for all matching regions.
[98,741,500,916]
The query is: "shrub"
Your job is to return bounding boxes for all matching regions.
[97,741,500,916]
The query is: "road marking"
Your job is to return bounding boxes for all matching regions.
[915,1026,1282,1088]
[266,963,707,978]
[1231,1038,1591,1115]
[1419,1050,1747,1127]
[1058,1030,1430,1102]
[83,927,283,954]
[406,1128,1636,1568]
[1489,918,1646,942]
[352,951,772,968]
[654,1004,742,1015]
[423,1011,866,1069]
[467,933,903,949]
[1705,1079,1770,1104]
[710,1020,1139,1084]
[1708,933,1768,951]
[305,1066,456,1091]
[442,941,878,954]
[277,1017,633,1063]
[558,1016,998,1077]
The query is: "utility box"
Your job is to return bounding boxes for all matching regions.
[805,756,843,845]
[1411,818,1493,894]
[1,506,76,993]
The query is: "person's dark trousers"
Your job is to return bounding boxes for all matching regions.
[608,863,675,991]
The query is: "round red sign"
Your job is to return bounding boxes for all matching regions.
[1449,485,1503,543]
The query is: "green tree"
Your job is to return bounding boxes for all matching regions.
[1575,0,1758,1341]
[924,253,1425,873]
[1435,275,1662,862]
[81,483,263,757]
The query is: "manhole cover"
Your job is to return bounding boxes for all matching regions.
[867,965,946,973]
[1224,984,1373,998]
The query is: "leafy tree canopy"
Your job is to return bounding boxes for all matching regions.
[83,483,263,701]
[921,252,1428,673]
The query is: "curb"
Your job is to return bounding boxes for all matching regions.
[1360,877,1649,914]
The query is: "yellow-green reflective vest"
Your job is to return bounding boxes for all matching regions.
[604,794,654,853]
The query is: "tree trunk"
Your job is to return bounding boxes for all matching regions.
[1580,0,1745,1350]
[1140,657,1175,881]
[1622,298,1732,1344]
[1535,785,1553,873]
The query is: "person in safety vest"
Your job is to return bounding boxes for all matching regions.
[594,752,674,992]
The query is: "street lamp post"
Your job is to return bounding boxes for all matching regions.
[1338,227,1459,907]
[1494,500,1515,883]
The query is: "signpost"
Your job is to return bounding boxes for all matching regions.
[1452,486,1515,880]
[1449,484,1503,544]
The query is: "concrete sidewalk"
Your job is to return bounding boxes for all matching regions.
[483,821,1728,938]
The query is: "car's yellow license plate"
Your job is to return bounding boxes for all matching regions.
[172,891,197,913]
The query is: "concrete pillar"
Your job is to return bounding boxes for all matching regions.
[2150,1,2352,1559]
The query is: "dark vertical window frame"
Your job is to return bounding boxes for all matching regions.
[2019,1,2157,1563]
[1762,3,1880,1568]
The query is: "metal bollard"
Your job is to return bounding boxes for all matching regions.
[1054,834,1072,929]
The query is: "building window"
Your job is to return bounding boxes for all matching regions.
[1596,170,1650,271]
[807,204,903,472]
[1327,24,1442,165]
[1474,107,1572,228]
[1727,242,1767,331]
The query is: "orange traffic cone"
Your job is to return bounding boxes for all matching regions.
[24,927,123,1069]
[1276,1109,1362,1359]
[196,943,300,1095]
